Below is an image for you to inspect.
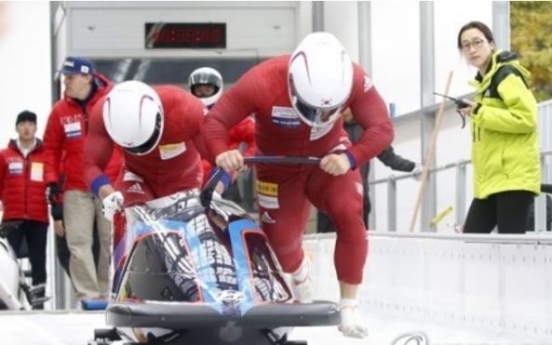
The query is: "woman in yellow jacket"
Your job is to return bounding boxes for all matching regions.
[457,21,540,234]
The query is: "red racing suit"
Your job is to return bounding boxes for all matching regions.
[201,116,256,186]
[201,55,393,284]
[84,85,208,207]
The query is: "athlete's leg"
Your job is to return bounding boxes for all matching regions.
[307,168,368,338]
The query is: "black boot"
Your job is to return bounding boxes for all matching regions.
[23,283,49,309]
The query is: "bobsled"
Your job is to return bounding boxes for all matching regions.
[0,235,27,310]
[90,157,340,345]
[0,226,47,310]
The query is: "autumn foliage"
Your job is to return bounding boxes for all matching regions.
[511,2,552,102]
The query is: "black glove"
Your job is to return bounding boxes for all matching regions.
[50,203,63,221]
[0,220,23,238]
[47,182,63,205]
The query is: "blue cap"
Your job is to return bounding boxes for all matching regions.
[60,56,95,75]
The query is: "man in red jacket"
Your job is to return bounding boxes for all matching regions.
[201,32,394,338]
[43,56,122,301]
[0,111,49,309]
[84,80,211,221]
[188,67,256,204]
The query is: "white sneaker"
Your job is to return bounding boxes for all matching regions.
[338,304,369,339]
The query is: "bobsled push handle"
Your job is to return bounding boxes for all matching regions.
[200,156,321,207]
[243,156,321,165]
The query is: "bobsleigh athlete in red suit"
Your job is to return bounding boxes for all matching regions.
[201,32,394,338]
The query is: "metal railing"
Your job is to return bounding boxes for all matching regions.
[307,230,552,244]
[368,99,552,233]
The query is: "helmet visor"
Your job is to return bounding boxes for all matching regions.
[191,84,218,98]
[125,112,162,156]
[291,94,342,127]
[288,76,343,127]
[190,72,221,88]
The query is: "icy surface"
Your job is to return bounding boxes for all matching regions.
[2,309,551,345]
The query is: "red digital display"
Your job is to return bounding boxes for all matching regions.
[145,23,227,49]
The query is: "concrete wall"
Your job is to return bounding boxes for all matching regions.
[62,1,308,59]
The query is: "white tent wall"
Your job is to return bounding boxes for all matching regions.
[0,1,51,143]
[0,0,57,307]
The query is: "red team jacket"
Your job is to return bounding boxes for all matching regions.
[0,139,48,222]
[84,85,209,199]
[43,73,123,192]
[201,55,393,171]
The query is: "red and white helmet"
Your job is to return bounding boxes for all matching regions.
[288,32,353,127]
[103,80,164,156]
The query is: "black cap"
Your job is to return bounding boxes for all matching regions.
[16,110,37,126]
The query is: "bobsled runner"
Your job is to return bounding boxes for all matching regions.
[89,156,340,345]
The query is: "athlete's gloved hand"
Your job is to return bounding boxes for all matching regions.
[321,153,351,176]
[215,150,244,172]
[411,163,423,181]
[213,190,223,200]
[102,191,124,221]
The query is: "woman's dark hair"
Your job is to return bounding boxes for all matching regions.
[457,21,494,50]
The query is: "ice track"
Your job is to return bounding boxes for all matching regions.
[2,308,550,345]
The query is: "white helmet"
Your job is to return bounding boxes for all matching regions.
[103,80,164,156]
[188,67,223,108]
[288,32,353,127]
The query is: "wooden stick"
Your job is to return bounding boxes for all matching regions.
[408,71,454,232]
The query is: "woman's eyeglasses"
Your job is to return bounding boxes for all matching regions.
[461,38,486,51]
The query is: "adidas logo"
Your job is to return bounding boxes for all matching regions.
[127,183,144,194]
[260,211,275,224]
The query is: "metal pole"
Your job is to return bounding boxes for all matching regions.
[419,2,436,232]
[387,179,397,231]
[49,1,66,310]
[50,1,77,310]
[455,162,467,226]
[312,1,324,32]
[492,1,510,50]
[357,2,376,230]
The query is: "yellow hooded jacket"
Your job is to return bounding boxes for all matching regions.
[469,50,540,199]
